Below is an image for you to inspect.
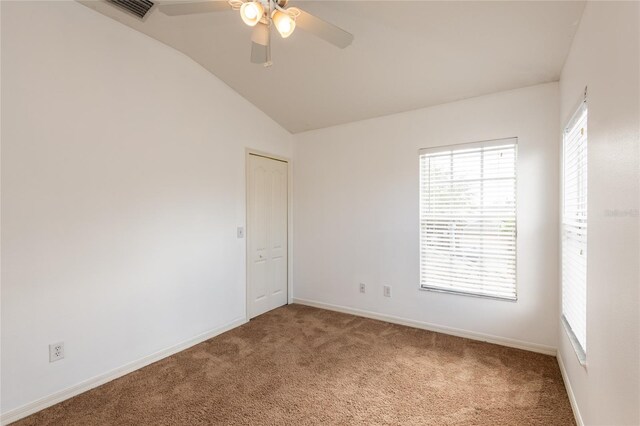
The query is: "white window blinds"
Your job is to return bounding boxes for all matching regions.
[562,101,587,359]
[419,138,518,300]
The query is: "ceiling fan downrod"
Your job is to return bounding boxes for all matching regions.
[264,0,272,67]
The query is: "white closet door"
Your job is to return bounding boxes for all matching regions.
[247,154,288,319]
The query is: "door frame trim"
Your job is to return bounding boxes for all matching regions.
[245,149,292,321]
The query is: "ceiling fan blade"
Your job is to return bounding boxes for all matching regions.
[250,23,269,64]
[251,22,269,46]
[251,42,268,64]
[294,9,353,49]
[158,1,230,16]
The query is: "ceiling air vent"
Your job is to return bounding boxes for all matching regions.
[107,0,155,19]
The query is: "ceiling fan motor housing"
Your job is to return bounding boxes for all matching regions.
[256,0,289,10]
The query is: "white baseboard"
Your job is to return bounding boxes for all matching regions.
[1,317,247,426]
[293,298,557,356]
[557,353,584,426]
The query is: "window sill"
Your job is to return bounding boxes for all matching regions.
[562,316,587,367]
[419,285,517,302]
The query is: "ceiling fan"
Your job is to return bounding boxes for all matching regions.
[157,0,354,66]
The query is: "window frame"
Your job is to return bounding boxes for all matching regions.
[418,137,519,301]
[561,96,588,366]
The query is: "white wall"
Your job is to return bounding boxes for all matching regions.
[558,2,640,425]
[0,0,293,416]
[293,83,560,352]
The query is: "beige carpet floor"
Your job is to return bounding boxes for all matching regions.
[15,304,575,425]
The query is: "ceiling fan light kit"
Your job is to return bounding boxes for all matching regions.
[240,1,263,26]
[241,0,298,38]
[271,9,296,38]
[158,0,354,66]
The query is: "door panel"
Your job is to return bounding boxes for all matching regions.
[252,164,268,302]
[248,154,288,319]
[270,163,287,306]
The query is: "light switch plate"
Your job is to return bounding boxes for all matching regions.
[237,227,245,239]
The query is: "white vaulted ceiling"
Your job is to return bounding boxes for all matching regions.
[81,0,585,133]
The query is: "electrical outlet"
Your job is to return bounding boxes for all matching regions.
[49,342,64,362]
[383,285,392,298]
[359,283,366,293]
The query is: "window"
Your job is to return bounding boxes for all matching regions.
[419,138,517,300]
[562,100,587,362]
